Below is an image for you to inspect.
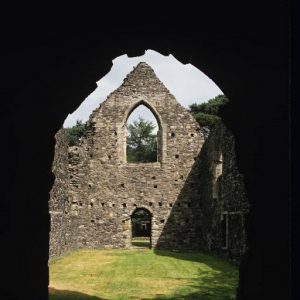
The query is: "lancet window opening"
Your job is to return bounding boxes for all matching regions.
[124,101,162,164]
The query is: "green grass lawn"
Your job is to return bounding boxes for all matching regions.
[49,249,238,300]
[131,237,151,248]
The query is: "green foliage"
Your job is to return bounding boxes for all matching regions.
[65,120,88,146]
[189,94,229,116]
[193,112,221,127]
[189,94,229,128]
[126,117,157,163]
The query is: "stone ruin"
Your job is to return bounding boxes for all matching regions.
[49,62,249,264]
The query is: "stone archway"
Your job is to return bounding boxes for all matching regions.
[2,11,289,298]
[131,207,152,248]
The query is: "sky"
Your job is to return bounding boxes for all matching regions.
[63,49,223,128]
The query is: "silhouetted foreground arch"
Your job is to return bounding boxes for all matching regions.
[1,7,289,300]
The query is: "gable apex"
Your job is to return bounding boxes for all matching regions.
[121,61,168,92]
[134,61,154,71]
[126,61,157,78]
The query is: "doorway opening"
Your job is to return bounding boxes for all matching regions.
[131,208,152,248]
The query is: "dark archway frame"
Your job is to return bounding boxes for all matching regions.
[1,12,289,299]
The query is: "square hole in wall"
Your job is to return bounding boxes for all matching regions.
[190,133,195,137]
[122,203,127,208]
[101,203,105,207]
[152,176,156,179]
[121,183,125,188]
[169,203,173,207]
[175,154,179,159]
[154,185,158,188]
[159,202,162,206]
[112,204,115,207]
[149,202,153,206]
[160,219,165,223]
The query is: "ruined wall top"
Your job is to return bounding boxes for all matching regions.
[63,62,206,249]
[49,63,248,259]
[84,62,204,165]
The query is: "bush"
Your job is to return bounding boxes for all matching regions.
[65,120,88,146]
[193,112,221,127]
[189,94,228,128]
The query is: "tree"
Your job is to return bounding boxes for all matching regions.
[189,94,229,128]
[126,117,157,163]
[192,112,220,127]
[65,120,88,146]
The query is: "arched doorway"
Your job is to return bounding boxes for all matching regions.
[131,208,152,248]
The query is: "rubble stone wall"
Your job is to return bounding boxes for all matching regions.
[66,63,205,249]
[196,121,249,263]
[49,63,249,264]
[49,129,74,258]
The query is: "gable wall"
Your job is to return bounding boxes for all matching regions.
[64,63,205,249]
[49,64,248,263]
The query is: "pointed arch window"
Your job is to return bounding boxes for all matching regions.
[125,103,161,163]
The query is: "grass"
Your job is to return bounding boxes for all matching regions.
[49,249,238,300]
[131,237,151,248]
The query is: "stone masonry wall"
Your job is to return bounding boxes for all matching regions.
[197,121,249,264]
[49,63,249,264]
[49,129,74,258]
[66,63,205,249]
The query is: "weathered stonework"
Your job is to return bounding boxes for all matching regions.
[49,129,74,258]
[65,62,204,250]
[49,63,249,264]
[196,121,250,263]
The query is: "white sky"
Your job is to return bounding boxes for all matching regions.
[63,49,223,128]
